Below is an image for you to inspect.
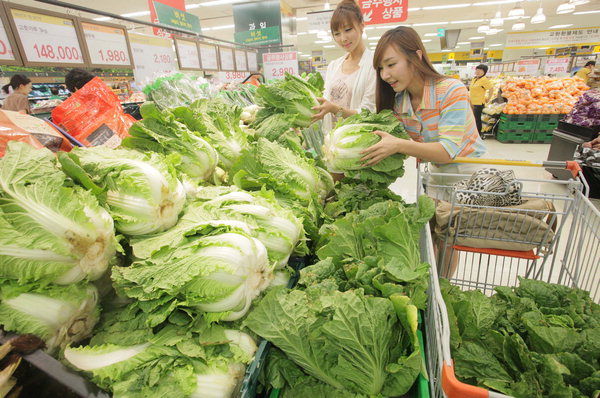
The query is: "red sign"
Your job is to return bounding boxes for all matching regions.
[148,0,185,37]
[359,0,408,25]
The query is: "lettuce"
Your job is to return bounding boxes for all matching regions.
[0,142,116,284]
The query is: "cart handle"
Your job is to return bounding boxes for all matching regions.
[452,157,582,178]
[442,363,490,398]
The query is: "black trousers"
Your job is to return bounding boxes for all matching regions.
[472,104,485,135]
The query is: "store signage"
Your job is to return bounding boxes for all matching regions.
[359,0,408,25]
[129,33,177,86]
[0,18,17,61]
[174,38,200,70]
[81,22,131,67]
[307,10,333,33]
[233,1,282,46]
[515,59,540,75]
[10,8,85,65]
[153,1,201,35]
[247,51,258,72]
[235,49,248,72]
[544,57,570,75]
[219,47,235,71]
[148,0,184,37]
[199,43,219,71]
[263,51,298,80]
[506,26,600,49]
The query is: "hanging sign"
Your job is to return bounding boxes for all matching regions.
[148,0,185,37]
[235,49,247,72]
[544,57,570,74]
[80,21,132,67]
[153,1,201,34]
[247,51,258,72]
[219,46,235,71]
[174,38,200,70]
[506,27,600,49]
[515,59,540,75]
[199,43,219,71]
[358,0,408,26]
[129,33,177,86]
[263,51,298,80]
[8,6,86,66]
[233,0,282,46]
[307,10,333,32]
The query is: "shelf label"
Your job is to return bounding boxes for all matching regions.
[0,18,16,61]
[219,47,235,71]
[175,39,200,69]
[129,33,177,86]
[263,51,298,80]
[235,49,247,71]
[81,22,130,66]
[247,51,258,72]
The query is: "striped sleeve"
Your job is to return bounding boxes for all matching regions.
[437,80,479,159]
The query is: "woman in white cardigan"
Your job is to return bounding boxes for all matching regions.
[311,0,376,133]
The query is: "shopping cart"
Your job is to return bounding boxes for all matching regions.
[420,158,600,398]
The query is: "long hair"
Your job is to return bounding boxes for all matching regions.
[373,27,444,112]
[330,0,363,33]
[6,74,31,91]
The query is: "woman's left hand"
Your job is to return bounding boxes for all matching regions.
[311,98,338,122]
[360,130,403,166]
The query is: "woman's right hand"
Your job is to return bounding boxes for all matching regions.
[583,136,600,149]
[311,97,337,122]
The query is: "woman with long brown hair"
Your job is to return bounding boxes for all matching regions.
[311,0,377,132]
[361,27,485,167]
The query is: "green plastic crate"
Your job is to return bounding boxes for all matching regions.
[536,114,566,131]
[500,113,537,122]
[531,130,554,144]
[497,129,534,143]
[499,115,537,130]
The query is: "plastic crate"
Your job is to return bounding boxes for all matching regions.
[531,130,554,143]
[537,113,563,122]
[557,120,600,141]
[500,113,537,122]
[498,116,536,130]
[536,114,566,132]
[496,129,534,143]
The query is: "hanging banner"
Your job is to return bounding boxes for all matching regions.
[198,42,219,71]
[148,0,185,37]
[129,33,177,86]
[153,1,201,35]
[506,27,600,49]
[359,0,408,26]
[544,57,570,74]
[263,51,298,80]
[515,59,540,75]
[233,1,282,46]
[174,38,200,70]
[80,21,133,67]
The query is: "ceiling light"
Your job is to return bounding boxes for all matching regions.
[295,17,308,21]
[486,28,501,35]
[451,19,485,24]
[508,2,525,17]
[408,7,421,11]
[574,9,600,14]
[477,24,490,33]
[121,10,151,17]
[512,22,526,30]
[315,40,331,44]
[531,7,546,23]
[424,33,438,36]
[556,1,575,14]
[93,16,112,21]
[549,24,573,28]
[490,11,504,27]
[368,36,382,40]
[469,36,485,39]
[421,39,432,42]
[569,0,589,4]
[422,3,471,10]
[412,22,448,26]
[457,41,470,44]
[210,24,235,30]
[490,43,503,46]
[199,0,245,6]
[324,1,330,10]
[473,0,519,5]
[186,4,201,9]
[298,32,307,36]
[323,45,335,48]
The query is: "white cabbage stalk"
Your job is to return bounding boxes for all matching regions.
[323,123,380,173]
[191,363,246,398]
[64,343,150,370]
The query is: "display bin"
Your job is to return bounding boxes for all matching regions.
[420,158,600,398]
[557,120,600,141]
[496,129,534,143]
[530,130,554,143]
[498,114,536,130]
[535,114,566,132]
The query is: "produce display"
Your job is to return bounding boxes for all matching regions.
[441,277,600,398]
[501,77,589,114]
[564,88,600,128]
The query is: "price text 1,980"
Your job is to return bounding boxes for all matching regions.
[33,44,81,62]
[98,49,128,63]
[271,67,294,78]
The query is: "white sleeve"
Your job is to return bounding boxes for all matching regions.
[357,66,377,113]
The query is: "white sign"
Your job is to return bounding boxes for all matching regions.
[544,57,570,75]
[515,59,540,75]
[81,22,130,66]
[219,47,235,71]
[307,10,333,32]
[0,18,16,61]
[11,8,84,64]
[199,43,218,70]
[247,51,258,72]
[263,51,298,80]
[129,33,177,86]
[175,39,200,69]
[506,26,600,49]
[235,50,247,71]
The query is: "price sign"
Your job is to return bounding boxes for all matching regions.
[515,59,541,75]
[544,57,570,75]
[247,51,258,72]
[129,33,177,87]
[235,50,247,71]
[263,51,298,80]
[199,43,218,71]
[81,21,132,67]
[175,38,200,70]
[9,7,85,66]
[216,71,248,83]
[219,47,235,71]
[0,15,18,62]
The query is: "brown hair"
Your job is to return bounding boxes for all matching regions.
[373,26,445,112]
[330,0,363,33]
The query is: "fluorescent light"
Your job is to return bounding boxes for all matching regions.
[569,0,589,4]
[473,0,518,5]
[469,36,484,39]
[208,24,234,31]
[556,2,575,14]
[451,19,485,24]
[531,7,546,23]
[573,9,600,14]
[364,27,376,30]
[315,40,331,44]
[512,22,525,30]
[323,45,335,48]
[121,10,151,17]
[295,17,308,21]
[490,44,503,47]
[298,32,307,36]
[421,39,432,42]
[186,4,201,9]
[368,36,382,40]
[549,24,573,29]
[486,28,502,35]
[442,49,451,52]
[200,0,245,6]
[412,22,448,26]
[423,3,471,10]
[424,33,438,37]
[408,7,421,11]
[490,11,504,27]
[508,2,525,17]
[477,24,490,33]
[93,16,112,21]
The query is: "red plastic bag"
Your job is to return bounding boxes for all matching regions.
[51,77,134,148]
[0,110,72,157]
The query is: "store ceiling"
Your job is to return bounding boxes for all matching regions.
[19,0,600,62]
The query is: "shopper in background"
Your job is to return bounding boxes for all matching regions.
[575,61,596,85]
[311,0,376,132]
[1,74,32,114]
[65,68,95,93]
[362,26,485,169]
[469,64,493,135]
[49,87,62,100]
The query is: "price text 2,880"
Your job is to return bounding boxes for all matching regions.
[33,44,81,62]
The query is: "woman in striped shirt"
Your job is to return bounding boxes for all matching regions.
[361,27,486,168]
